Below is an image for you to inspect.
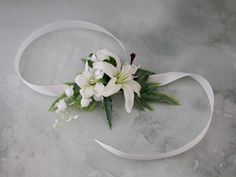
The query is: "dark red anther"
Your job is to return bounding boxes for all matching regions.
[130,53,136,65]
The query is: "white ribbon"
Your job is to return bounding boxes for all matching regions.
[15,20,126,96]
[15,20,214,160]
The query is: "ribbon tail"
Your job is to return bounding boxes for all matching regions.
[94,72,214,160]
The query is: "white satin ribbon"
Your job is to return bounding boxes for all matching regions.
[15,20,126,96]
[15,21,214,160]
[95,72,214,160]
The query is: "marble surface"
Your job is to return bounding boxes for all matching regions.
[0,0,236,176]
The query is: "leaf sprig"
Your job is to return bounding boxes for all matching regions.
[48,55,116,128]
[48,82,97,112]
[134,68,179,111]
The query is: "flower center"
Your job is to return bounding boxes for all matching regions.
[116,72,131,84]
[89,78,97,85]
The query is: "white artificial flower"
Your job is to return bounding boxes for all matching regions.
[75,61,105,106]
[91,49,111,62]
[91,49,121,68]
[81,98,92,107]
[65,85,74,97]
[93,95,104,102]
[93,55,141,113]
[56,99,67,114]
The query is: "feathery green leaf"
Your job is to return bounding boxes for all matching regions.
[142,93,180,105]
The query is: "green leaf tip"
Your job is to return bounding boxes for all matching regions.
[104,96,113,129]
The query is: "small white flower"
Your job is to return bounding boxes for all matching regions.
[81,98,92,107]
[93,95,104,102]
[56,99,67,114]
[65,85,74,97]
[93,54,141,113]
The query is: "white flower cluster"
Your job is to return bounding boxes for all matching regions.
[75,49,141,113]
[53,49,141,127]
[55,85,74,114]
[75,60,105,107]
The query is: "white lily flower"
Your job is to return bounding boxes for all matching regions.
[93,56,141,113]
[75,61,105,106]
[65,85,74,97]
[56,99,67,114]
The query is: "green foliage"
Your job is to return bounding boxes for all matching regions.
[83,101,97,112]
[73,97,82,110]
[141,82,160,94]
[134,68,179,111]
[104,56,117,67]
[104,96,113,129]
[87,60,93,68]
[135,68,155,85]
[49,82,81,112]
[141,92,179,105]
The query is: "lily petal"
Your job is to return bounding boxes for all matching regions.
[96,49,122,70]
[82,70,92,79]
[80,88,93,98]
[95,49,110,61]
[122,85,134,113]
[125,80,141,97]
[103,78,121,97]
[85,86,95,98]
[75,74,88,88]
[91,54,97,61]
[85,61,89,71]
[130,64,140,74]
[93,61,117,78]
[104,51,121,70]
[79,88,86,97]
[94,83,104,96]
[94,69,104,79]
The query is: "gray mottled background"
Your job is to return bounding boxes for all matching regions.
[0,0,236,176]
